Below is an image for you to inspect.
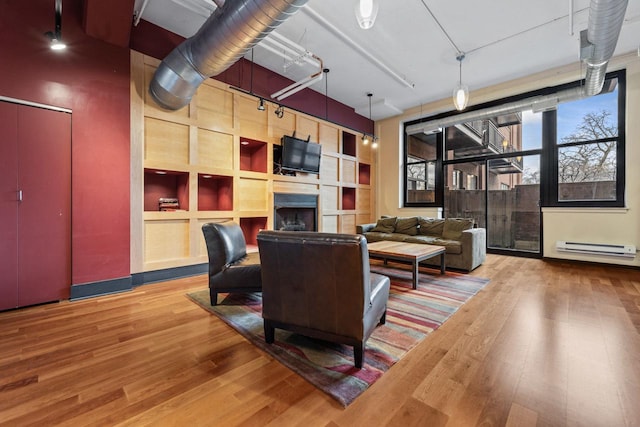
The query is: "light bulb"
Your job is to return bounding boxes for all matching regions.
[355,0,379,29]
[50,39,66,50]
[363,135,369,145]
[453,84,469,111]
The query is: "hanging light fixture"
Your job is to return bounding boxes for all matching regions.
[45,0,66,51]
[368,93,379,149]
[362,93,373,145]
[355,0,379,30]
[453,53,469,111]
[257,98,265,111]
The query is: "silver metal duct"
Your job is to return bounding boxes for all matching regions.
[582,0,629,95]
[150,0,309,110]
[409,0,628,135]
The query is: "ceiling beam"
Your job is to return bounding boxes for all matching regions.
[82,0,136,47]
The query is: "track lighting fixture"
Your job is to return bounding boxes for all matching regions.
[362,134,370,145]
[257,98,265,111]
[45,0,66,51]
[355,0,379,30]
[274,105,284,118]
[453,53,469,111]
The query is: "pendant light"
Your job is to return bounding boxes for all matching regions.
[355,0,379,30]
[362,93,373,145]
[368,93,379,149]
[453,53,469,111]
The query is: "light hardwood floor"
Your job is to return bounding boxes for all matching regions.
[1,255,639,426]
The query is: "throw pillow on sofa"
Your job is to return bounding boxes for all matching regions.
[442,218,474,240]
[394,217,419,235]
[418,218,445,236]
[371,216,397,233]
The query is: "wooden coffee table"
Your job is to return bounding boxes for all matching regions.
[367,241,446,289]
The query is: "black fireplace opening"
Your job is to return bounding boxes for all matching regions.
[274,193,318,232]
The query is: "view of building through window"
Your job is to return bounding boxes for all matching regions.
[404,72,624,255]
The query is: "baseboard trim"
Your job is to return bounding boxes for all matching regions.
[131,263,208,287]
[70,276,132,301]
[70,264,208,301]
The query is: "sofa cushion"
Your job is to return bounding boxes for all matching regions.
[394,217,419,235]
[431,238,463,255]
[371,217,397,233]
[418,218,445,236]
[404,235,438,245]
[442,218,474,240]
[362,232,392,242]
[404,236,462,254]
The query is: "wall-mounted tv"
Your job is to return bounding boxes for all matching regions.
[280,135,322,174]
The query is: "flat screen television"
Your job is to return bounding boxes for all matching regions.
[280,135,322,174]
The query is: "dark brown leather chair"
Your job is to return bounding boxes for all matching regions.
[256,230,390,369]
[202,221,262,306]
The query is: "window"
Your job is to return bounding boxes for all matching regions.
[500,183,509,191]
[452,169,462,189]
[466,175,478,190]
[404,131,440,205]
[403,69,625,209]
[551,78,623,205]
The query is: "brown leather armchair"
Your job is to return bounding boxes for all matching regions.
[202,221,262,306]
[256,230,390,369]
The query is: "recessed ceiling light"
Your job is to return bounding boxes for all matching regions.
[155,170,167,175]
[241,141,249,145]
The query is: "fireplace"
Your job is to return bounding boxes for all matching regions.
[274,193,318,232]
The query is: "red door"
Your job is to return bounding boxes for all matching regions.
[17,106,71,306]
[0,103,19,310]
[0,101,71,310]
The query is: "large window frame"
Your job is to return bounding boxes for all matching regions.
[403,70,626,209]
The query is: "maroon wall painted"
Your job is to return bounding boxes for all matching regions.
[0,0,131,285]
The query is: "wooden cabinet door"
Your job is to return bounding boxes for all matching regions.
[0,102,19,310]
[17,106,71,307]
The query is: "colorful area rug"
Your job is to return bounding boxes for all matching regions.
[187,263,489,406]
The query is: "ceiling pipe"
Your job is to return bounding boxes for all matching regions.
[149,0,309,110]
[409,0,628,134]
[581,0,628,95]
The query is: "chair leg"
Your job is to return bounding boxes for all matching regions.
[209,289,218,306]
[264,320,275,344]
[354,343,364,369]
[379,309,387,325]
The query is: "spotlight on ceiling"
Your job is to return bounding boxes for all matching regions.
[46,0,66,51]
[274,105,284,118]
[257,98,265,111]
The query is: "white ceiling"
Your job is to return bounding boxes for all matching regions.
[134,0,640,120]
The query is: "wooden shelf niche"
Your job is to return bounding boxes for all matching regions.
[240,137,268,173]
[144,169,189,212]
[198,174,233,211]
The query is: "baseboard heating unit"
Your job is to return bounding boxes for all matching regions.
[556,241,636,258]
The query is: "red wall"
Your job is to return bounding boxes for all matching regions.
[0,0,131,285]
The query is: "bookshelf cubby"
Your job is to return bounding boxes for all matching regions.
[198,174,233,211]
[342,187,356,210]
[359,163,371,185]
[240,217,267,246]
[143,169,189,211]
[239,137,268,173]
[342,131,356,157]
